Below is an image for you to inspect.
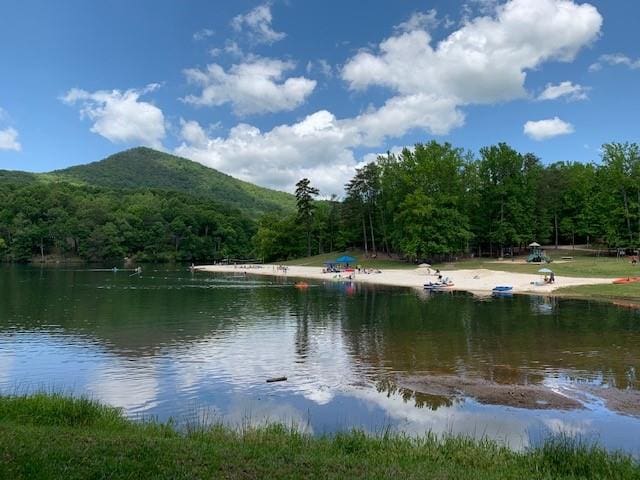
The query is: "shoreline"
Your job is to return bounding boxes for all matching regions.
[194,264,613,296]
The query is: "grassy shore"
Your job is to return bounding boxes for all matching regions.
[433,248,640,279]
[554,283,640,303]
[1,394,638,479]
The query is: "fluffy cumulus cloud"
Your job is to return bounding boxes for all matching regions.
[177,0,601,193]
[524,117,574,140]
[589,53,640,72]
[231,4,285,45]
[175,94,464,194]
[342,0,601,104]
[176,111,358,194]
[0,127,21,151]
[537,81,589,101]
[183,57,316,115]
[61,84,166,148]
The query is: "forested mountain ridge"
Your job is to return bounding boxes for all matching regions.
[0,147,296,217]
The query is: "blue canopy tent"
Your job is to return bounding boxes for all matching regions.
[335,255,356,265]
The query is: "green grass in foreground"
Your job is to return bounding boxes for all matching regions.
[1,394,639,479]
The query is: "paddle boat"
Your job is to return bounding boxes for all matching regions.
[492,285,514,297]
[492,286,513,293]
[424,280,454,291]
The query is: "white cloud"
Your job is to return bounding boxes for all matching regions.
[306,59,333,78]
[342,0,602,104]
[524,117,574,140]
[343,93,464,146]
[176,94,463,194]
[0,108,21,151]
[231,4,285,45]
[61,84,166,148]
[589,53,640,72]
[193,28,214,41]
[0,127,21,151]
[537,81,589,101]
[176,111,357,194]
[394,10,440,33]
[183,57,316,115]
[210,40,244,59]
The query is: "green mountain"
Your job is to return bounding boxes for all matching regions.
[0,147,296,217]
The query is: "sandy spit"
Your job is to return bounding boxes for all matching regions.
[194,264,612,294]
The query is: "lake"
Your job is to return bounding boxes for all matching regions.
[1,265,639,455]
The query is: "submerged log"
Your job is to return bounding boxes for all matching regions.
[266,376,287,383]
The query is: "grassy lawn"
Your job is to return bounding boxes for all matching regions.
[554,283,640,303]
[1,394,639,479]
[433,248,640,279]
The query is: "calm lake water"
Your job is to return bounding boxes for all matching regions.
[1,265,640,455]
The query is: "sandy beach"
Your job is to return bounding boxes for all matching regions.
[194,264,613,294]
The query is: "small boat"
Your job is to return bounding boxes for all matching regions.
[424,281,454,291]
[294,282,309,289]
[613,277,640,285]
[492,286,513,292]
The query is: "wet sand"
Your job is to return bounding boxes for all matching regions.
[399,375,582,411]
[398,375,640,417]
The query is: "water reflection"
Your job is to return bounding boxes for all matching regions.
[1,265,640,456]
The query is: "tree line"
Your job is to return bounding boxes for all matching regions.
[2,141,638,264]
[255,141,640,262]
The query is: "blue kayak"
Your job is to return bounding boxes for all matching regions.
[492,286,513,292]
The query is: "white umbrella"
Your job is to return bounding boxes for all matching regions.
[418,263,431,268]
[529,242,541,248]
[538,268,553,274]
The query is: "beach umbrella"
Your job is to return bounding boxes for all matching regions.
[529,242,541,248]
[538,268,553,274]
[335,255,356,263]
[418,263,431,268]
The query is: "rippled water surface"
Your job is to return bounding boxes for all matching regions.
[1,265,640,455]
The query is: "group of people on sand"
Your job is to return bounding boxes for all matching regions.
[355,265,382,274]
[544,272,556,284]
[232,264,262,270]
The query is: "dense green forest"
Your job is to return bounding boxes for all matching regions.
[256,141,640,262]
[1,142,639,263]
[0,182,254,262]
[0,148,292,263]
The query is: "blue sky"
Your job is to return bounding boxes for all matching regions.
[1,0,639,194]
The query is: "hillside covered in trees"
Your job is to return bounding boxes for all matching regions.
[0,148,294,263]
[1,141,639,264]
[0,147,296,218]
